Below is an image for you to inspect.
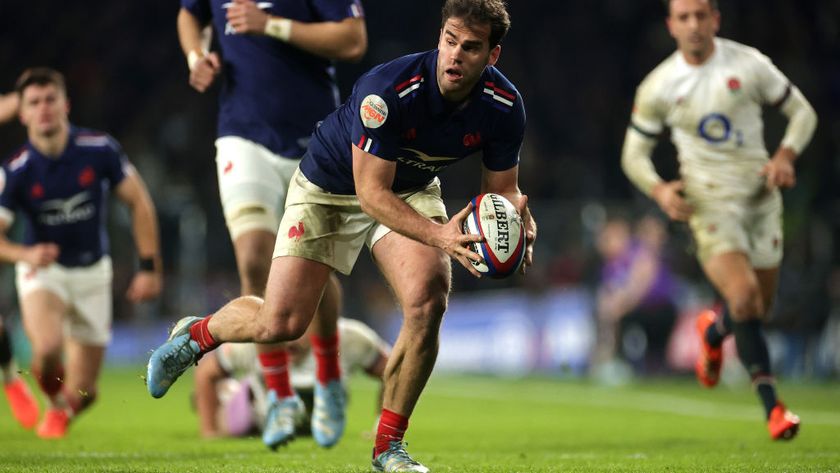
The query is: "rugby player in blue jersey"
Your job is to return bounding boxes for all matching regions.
[0,68,162,438]
[176,0,367,449]
[149,1,536,470]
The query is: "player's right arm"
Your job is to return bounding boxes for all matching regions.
[0,221,59,266]
[0,169,59,266]
[621,81,693,222]
[177,6,221,93]
[194,354,226,438]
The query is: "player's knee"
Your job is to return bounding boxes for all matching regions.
[255,307,308,342]
[402,289,448,342]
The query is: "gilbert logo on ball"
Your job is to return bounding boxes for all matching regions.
[462,193,525,278]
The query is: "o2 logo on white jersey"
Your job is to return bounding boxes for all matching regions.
[222,2,273,35]
[697,113,744,146]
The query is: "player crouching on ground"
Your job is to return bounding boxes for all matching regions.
[194,317,389,439]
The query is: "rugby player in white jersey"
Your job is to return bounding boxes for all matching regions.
[621,0,817,440]
[194,317,388,439]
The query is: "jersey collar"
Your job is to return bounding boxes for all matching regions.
[26,124,77,162]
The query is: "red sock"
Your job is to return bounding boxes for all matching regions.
[311,333,341,384]
[258,349,294,398]
[33,363,64,400]
[188,316,219,353]
[374,408,409,457]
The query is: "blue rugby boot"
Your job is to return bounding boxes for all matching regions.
[146,316,203,398]
[312,379,346,448]
[262,390,306,450]
[372,441,430,473]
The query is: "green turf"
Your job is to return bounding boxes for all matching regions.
[1,367,838,472]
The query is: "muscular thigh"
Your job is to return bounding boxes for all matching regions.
[690,192,782,268]
[372,229,451,310]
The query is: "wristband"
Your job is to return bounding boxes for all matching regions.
[139,257,156,272]
[264,17,292,42]
[187,49,206,71]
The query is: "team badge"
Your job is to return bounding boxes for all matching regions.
[727,77,741,92]
[360,94,388,129]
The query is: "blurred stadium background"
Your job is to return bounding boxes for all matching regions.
[1,0,839,384]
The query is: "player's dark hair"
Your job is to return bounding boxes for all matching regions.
[15,67,67,97]
[662,0,719,15]
[441,0,511,48]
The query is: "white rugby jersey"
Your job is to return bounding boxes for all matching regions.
[630,38,791,200]
[216,318,388,389]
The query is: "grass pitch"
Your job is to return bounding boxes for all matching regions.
[1,367,838,472]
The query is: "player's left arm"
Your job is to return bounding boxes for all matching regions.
[481,166,536,274]
[226,0,367,62]
[761,86,818,189]
[114,168,162,303]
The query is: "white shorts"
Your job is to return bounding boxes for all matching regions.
[215,136,301,241]
[688,189,783,269]
[15,257,113,346]
[274,169,448,275]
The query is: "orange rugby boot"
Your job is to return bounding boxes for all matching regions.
[4,378,40,429]
[36,408,70,439]
[694,309,723,388]
[768,403,800,441]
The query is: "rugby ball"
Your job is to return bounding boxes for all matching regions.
[462,193,526,278]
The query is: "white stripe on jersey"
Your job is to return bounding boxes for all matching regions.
[483,88,514,107]
[398,80,423,98]
[76,136,110,147]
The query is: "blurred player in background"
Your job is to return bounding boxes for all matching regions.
[0,68,163,438]
[194,317,389,439]
[621,0,817,440]
[177,0,367,449]
[0,88,41,430]
[149,0,536,470]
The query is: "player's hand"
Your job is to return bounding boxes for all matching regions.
[651,180,693,222]
[126,271,162,303]
[438,203,485,278]
[189,52,221,93]
[510,194,536,275]
[23,243,59,267]
[760,148,797,190]
[226,0,269,35]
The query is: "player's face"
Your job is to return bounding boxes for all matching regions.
[19,84,69,137]
[666,0,720,63]
[436,17,501,102]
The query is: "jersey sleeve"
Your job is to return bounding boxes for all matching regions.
[349,75,402,161]
[181,0,212,25]
[751,52,790,106]
[629,76,666,137]
[102,136,130,188]
[311,0,364,21]
[482,91,526,172]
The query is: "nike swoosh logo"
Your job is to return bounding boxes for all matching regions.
[401,148,458,162]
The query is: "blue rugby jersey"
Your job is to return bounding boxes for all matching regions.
[0,127,129,267]
[300,49,526,194]
[182,0,364,158]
